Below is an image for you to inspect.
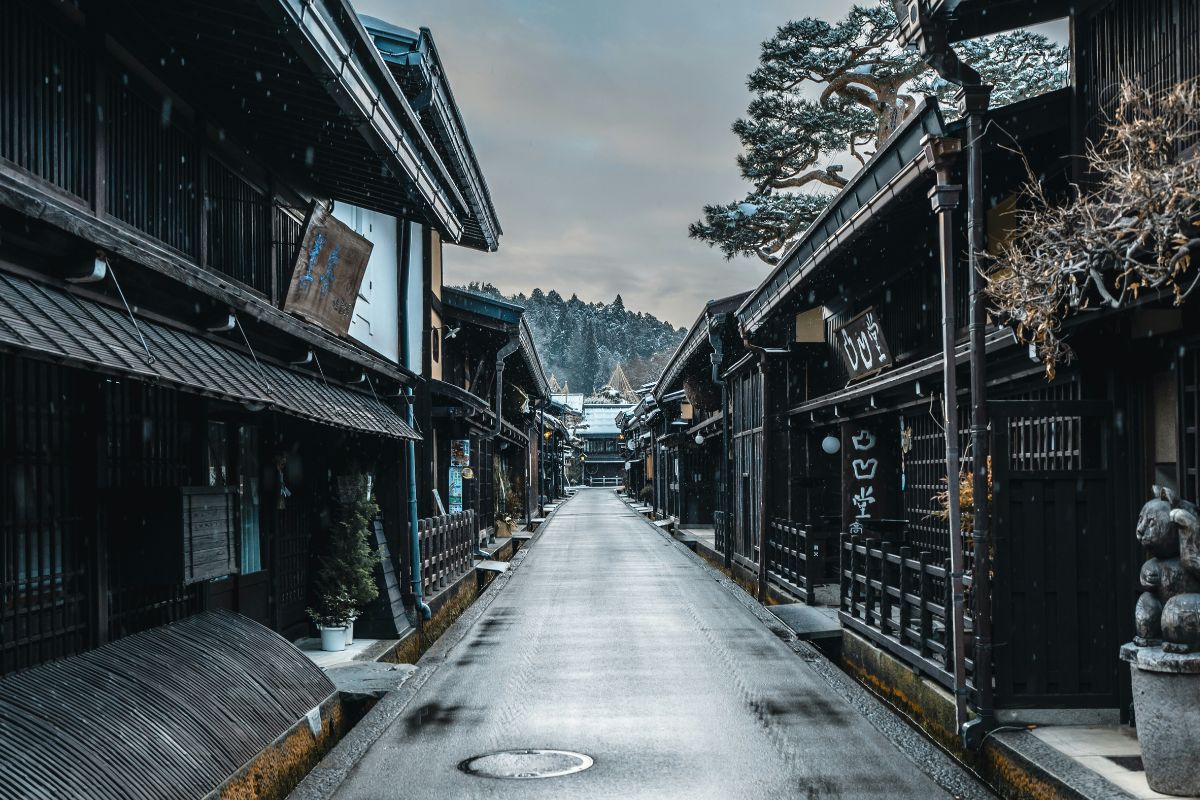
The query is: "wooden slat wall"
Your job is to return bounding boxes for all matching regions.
[0,356,89,676]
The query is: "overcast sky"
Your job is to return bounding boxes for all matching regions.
[357,0,867,329]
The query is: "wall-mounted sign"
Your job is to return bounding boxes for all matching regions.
[833,308,892,383]
[283,202,373,336]
[450,439,471,467]
[841,422,899,536]
[448,467,463,514]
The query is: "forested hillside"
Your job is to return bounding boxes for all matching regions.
[456,283,686,394]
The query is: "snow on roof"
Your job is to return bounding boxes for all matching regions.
[580,402,632,436]
[553,393,585,414]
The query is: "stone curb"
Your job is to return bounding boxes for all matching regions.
[286,493,578,800]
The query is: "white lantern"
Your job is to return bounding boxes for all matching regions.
[821,434,841,455]
[694,433,705,445]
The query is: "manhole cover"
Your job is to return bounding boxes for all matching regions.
[458,749,594,780]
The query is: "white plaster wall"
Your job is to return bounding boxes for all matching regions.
[333,202,400,364]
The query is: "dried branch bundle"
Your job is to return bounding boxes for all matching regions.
[986,80,1200,379]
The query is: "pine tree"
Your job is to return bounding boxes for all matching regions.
[690,2,1069,264]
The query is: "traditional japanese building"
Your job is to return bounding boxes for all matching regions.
[579,399,633,487]
[709,0,1200,750]
[0,0,505,686]
[430,287,549,538]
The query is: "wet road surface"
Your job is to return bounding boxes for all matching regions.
[326,489,991,799]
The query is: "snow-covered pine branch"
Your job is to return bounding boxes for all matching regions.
[691,1,1069,266]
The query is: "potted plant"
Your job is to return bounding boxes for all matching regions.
[312,473,381,647]
[307,591,354,652]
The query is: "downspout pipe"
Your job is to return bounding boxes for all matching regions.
[405,390,431,620]
[960,82,997,749]
[708,315,732,571]
[739,323,788,604]
[927,136,969,739]
[488,332,521,440]
[925,34,996,746]
[398,221,430,621]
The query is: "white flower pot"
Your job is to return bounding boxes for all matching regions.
[319,625,347,652]
[344,619,355,646]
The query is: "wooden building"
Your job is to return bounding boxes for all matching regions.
[0,0,502,674]
[579,400,633,487]
[431,287,549,538]
[667,0,1200,740]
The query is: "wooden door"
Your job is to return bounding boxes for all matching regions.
[991,399,1122,709]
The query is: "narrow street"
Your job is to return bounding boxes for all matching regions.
[324,489,990,799]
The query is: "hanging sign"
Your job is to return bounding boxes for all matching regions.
[448,467,464,514]
[450,439,471,467]
[841,422,899,536]
[283,202,373,336]
[833,308,893,383]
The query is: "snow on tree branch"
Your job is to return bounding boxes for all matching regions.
[691,1,1069,266]
[986,80,1200,380]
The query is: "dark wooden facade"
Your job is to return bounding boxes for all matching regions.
[0,0,504,676]
[654,0,1195,723]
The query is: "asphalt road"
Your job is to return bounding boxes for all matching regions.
[326,489,991,799]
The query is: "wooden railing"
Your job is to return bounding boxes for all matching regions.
[418,510,475,597]
[713,511,727,556]
[840,535,973,692]
[767,519,837,605]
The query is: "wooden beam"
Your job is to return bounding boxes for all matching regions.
[0,164,417,385]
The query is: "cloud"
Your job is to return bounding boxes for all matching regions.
[356,0,859,326]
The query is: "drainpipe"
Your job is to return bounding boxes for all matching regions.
[708,315,732,571]
[961,81,997,748]
[926,135,969,737]
[405,389,431,620]
[740,324,788,604]
[925,33,995,746]
[488,333,521,440]
[399,221,430,621]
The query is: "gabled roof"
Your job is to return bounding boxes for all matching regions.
[360,16,502,252]
[655,291,750,401]
[581,403,632,436]
[736,98,948,334]
[442,287,549,398]
[103,0,469,243]
[895,0,1082,44]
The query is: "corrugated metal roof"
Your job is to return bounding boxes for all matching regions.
[0,610,335,800]
[581,403,632,436]
[0,273,419,440]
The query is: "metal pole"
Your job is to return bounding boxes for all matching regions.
[960,83,996,746]
[926,136,968,732]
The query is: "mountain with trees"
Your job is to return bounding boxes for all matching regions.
[690,2,1070,265]
[456,283,686,394]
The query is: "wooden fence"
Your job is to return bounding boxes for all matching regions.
[840,535,974,693]
[417,510,475,597]
[766,519,837,605]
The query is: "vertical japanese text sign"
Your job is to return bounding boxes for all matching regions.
[841,422,898,535]
[283,202,373,336]
[448,439,470,514]
[833,308,893,384]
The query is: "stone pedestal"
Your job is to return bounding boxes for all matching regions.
[1121,642,1200,796]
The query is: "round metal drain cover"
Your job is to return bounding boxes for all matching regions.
[459,749,593,780]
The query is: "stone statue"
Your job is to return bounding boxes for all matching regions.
[1135,487,1200,652]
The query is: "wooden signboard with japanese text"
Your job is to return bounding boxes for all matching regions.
[841,422,900,537]
[283,202,373,336]
[833,307,893,384]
